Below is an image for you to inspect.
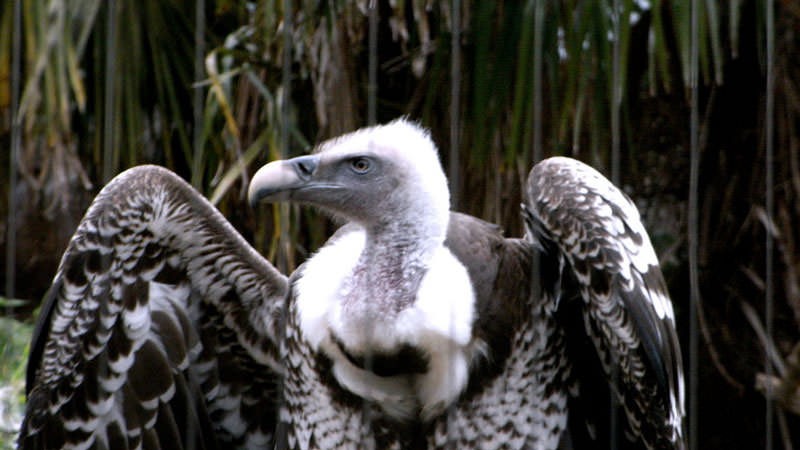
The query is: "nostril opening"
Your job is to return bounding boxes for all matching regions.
[293,156,318,180]
[298,161,313,175]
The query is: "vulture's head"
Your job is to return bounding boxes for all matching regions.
[249,119,450,236]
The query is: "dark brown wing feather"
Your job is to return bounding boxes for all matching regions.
[524,157,685,450]
[445,212,535,385]
[20,166,288,450]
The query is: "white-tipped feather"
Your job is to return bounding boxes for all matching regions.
[23,124,684,450]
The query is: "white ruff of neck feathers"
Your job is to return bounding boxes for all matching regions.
[294,120,479,421]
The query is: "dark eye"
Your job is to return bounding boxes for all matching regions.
[350,157,371,174]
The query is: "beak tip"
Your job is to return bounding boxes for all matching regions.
[248,190,262,209]
[248,159,300,207]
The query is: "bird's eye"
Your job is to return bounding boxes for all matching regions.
[350,157,371,174]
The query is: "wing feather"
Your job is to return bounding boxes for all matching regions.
[524,157,685,450]
[20,165,288,449]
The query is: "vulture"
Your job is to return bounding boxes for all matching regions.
[19,119,685,450]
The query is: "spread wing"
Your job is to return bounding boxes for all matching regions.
[523,157,685,450]
[19,165,288,450]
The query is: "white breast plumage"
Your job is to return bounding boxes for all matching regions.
[294,226,480,420]
[22,122,686,450]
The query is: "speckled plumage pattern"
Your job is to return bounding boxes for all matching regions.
[20,166,287,449]
[425,298,570,450]
[22,122,685,450]
[525,157,686,449]
[279,214,571,450]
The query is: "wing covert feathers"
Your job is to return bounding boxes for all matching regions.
[21,158,686,449]
[20,165,288,450]
[524,157,686,450]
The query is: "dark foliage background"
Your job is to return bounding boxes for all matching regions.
[1,0,799,448]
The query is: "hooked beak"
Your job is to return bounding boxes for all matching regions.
[248,155,320,207]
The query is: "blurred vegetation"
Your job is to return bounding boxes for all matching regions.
[0,298,32,450]
[1,0,799,448]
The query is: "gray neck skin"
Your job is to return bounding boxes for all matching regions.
[344,219,442,316]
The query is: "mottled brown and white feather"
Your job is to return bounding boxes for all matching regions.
[278,213,572,450]
[524,157,685,450]
[20,166,287,450]
[21,122,686,450]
